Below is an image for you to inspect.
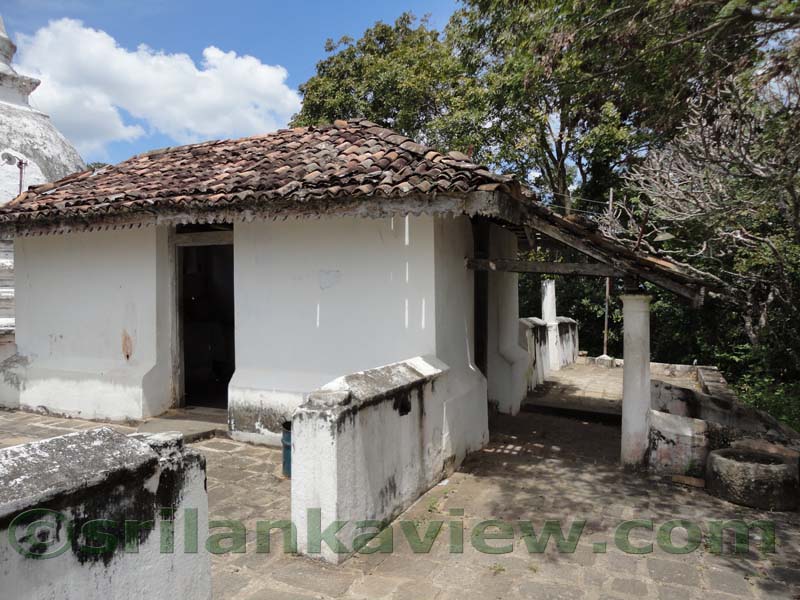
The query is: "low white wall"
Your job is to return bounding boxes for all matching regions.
[556,317,579,368]
[519,317,548,392]
[518,316,579,392]
[230,216,437,444]
[0,428,210,599]
[292,355,469,564]
[0,227,174,421]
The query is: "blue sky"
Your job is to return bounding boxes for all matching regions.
[4,0,458,164]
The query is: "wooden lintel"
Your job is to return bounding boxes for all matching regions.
[466,258,625,278]
[174,230,233,247]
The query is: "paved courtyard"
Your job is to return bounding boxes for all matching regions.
[1,403,798,599]
[525,363,700,415]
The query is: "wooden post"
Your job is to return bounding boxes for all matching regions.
[603,189,613,357]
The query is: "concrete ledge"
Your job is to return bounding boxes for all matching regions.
[0,428,211,599]
[292,355,460,564]
[648,410,710,477]
[0,428,157,520]
[582,356,703,378]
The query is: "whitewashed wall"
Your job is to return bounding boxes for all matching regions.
[518,318,579,393]
[487,225,527,415]
[519,317,548,392]
[0,227,174,420]
[556,317,579,368]
[292,356,458,564]
[230,215,438,444]
[433,216,489,461]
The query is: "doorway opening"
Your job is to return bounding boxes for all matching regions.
[180,242,235,408]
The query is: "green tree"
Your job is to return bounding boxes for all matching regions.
[451,0,792,211]
[291,13,487,158]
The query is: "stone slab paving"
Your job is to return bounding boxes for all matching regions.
[136,406,229,441]
[1,407,798,599]
[525,363,700,415]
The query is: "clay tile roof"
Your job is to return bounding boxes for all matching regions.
[0,119,517,232]
[0,118,717,300]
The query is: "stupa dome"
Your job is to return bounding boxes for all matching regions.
[0,15,85,202]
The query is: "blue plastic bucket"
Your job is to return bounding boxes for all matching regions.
[281,421,292,478]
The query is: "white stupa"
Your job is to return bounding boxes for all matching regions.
[0,15,85,203]
[0,16,86,335]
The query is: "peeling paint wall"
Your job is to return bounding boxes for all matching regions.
[0,226,173,420]
[229,215,437,444]
[0,428,210,599]
[292,356,459,564]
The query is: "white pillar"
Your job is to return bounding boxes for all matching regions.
[541,280,557,322]
[542,280,560,371]
[621,294,651,469]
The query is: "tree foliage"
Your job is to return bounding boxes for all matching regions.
[291,13,487,157]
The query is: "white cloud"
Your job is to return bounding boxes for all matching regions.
[15,18,302,159]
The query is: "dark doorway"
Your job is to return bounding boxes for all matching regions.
[472,217,490,376]
[180,244,235,408]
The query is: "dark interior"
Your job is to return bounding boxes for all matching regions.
[181,244,235,408]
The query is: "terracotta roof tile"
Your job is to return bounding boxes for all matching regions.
[0,119,515,229]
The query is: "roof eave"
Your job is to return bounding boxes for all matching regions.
[0,190,523,238]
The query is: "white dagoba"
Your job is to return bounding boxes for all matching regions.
[0,15,85,203]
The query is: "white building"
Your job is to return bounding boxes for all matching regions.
[0,120,530,447]
[0,119,710,558]
[0,118,706,463]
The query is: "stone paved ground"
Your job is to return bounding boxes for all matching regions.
[1,407,798,599]
[526,363,699,415]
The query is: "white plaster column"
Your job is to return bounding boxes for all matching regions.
[621,294,651,469]
[542,280,560,371]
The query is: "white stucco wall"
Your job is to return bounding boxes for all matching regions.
[433,216,488,461]
[230,215,437,444]
[292,356,452,564]
[0,227,174,420]
[487,225,527,414]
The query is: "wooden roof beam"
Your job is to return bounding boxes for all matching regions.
[466,258,625,278]
[519,216,705,306]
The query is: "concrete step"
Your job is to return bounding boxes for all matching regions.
[137,407,228,442]
[0,291,14,317]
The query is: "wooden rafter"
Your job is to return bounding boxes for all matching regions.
[518,214,706,307]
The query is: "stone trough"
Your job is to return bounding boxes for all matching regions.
[706,447,799,511]
[646,366,800,509]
